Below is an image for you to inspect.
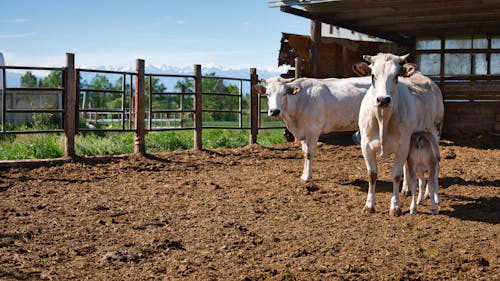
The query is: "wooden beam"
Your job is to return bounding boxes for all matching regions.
[280,6,415,45]
[310,19,321,78]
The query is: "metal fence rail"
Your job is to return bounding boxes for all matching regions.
[0,53,284,159]
[1,65,65,134]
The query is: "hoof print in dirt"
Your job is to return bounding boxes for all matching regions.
[305,183,319,194]
[102,250,141,263]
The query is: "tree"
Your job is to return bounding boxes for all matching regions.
[146,76,170,110]
[38,71,62,88]
[202,72,240,122]
[20,71,38,87]
[88,74,113,109]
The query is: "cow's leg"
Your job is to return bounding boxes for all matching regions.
[300,134,319,182]
[361,146,377,214]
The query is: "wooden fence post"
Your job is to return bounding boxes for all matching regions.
[194,64,202,150]
[310,19,321,78]
[294,57,303,79]
[250,68,259,144]
[64,53,76,159]
[134,59,146,155]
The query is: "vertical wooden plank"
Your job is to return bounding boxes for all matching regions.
[294,57,302,79]
[310,19,321,78]
[194,64,202,150]
[250,68,259,144]
[64,53,76,159]
[439,38,445,87]
[134,59,146,155]
[487,35,492,78]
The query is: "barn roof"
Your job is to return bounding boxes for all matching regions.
[269,0,500,45]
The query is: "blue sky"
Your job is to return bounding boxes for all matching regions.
[0,1,310,71]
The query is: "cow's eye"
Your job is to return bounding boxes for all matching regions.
[394,76,398,82]
[371,74,376,85]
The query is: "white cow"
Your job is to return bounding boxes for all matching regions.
[354,53,444,216]
[254,76,371,181]
[407,131,441,215]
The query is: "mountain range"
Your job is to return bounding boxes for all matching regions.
[3,64,284,88]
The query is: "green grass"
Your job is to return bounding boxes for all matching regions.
[0,134,64,160]
[75,132,135,156]
[0,128,286,160]
[146,131,193,152]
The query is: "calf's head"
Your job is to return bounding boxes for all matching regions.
[353,53,412,108]
[254,78,300,117]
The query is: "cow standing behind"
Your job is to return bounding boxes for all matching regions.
[254,76,371,182]
[407,131,441,215]
[354,53,444,216]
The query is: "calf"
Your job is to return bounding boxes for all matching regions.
[407,131,441,215]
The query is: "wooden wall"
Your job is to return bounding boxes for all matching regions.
[278,33,410,78]
[443,102,500,135]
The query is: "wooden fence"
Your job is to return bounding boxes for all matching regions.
[0,53,281,159]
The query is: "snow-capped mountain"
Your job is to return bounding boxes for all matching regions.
[3,65,284,87]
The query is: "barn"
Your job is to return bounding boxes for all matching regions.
[269,0,500,135]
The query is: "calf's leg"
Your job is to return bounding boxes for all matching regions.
[408,169,418,215]
[417,177,426,205]
[401,164,411,196]
[428,166,440,214]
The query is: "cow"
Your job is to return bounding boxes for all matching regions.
[407,131,441,215]
[254,76,371,182]
[354,53,444,216]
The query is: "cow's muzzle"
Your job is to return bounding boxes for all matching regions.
[376,96,391,107]
[269,109,281,117]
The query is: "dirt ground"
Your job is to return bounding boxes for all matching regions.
[1,134,499,280]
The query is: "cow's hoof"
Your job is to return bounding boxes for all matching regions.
[362,206,375,214]
[401,190,411,197]
[389,208,402,217]
[431,209,439,215]
[300,175,311,182]
[410,209,417,215]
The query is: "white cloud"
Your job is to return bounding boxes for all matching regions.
[1,18,31,23]
[0,32,36,39]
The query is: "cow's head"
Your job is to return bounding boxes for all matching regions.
[254,77,300,117]
[353,53,411,108]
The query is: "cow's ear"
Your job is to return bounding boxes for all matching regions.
[401,63,417,77]
[287,86,301,95]
[253,84,267,95]
[352,62,371,76]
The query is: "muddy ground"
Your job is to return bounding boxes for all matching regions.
[1,134,499,280]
